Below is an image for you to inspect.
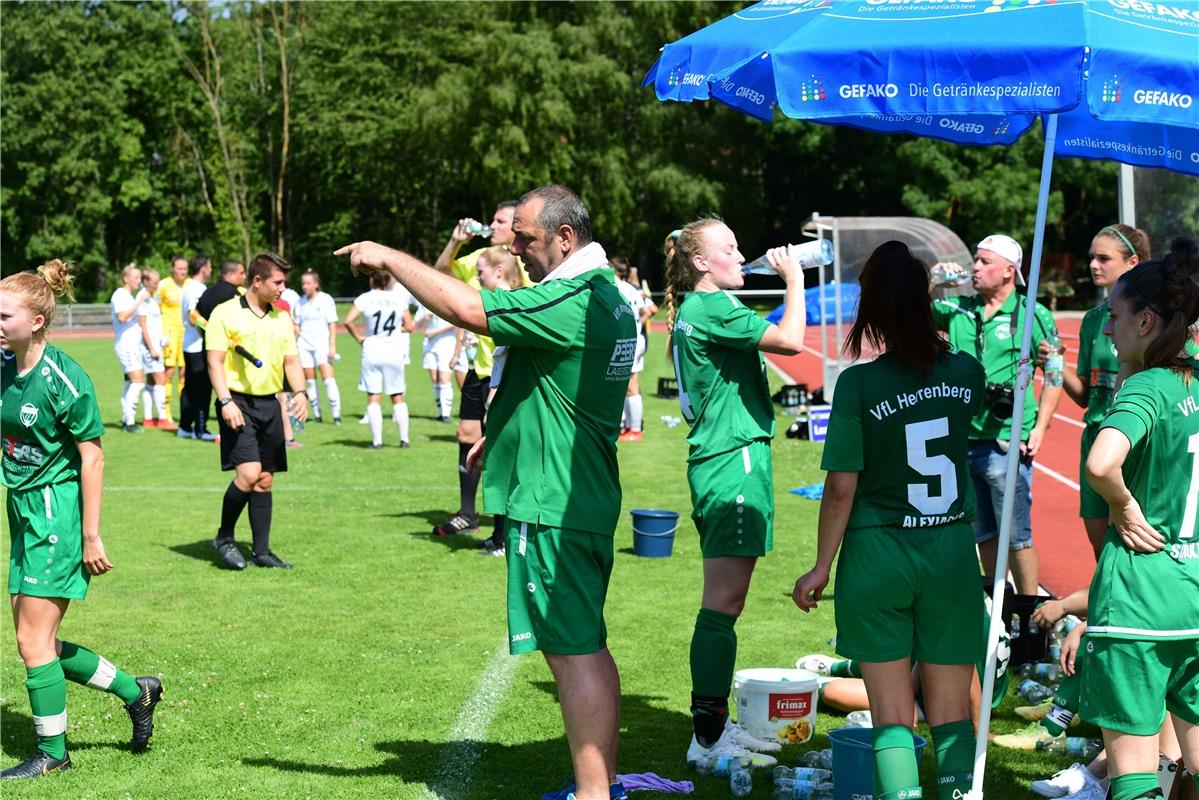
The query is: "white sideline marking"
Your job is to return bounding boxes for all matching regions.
[1033,461,1081,492]
[418,641,519,800]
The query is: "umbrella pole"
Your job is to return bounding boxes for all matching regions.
[966,113,1059,800]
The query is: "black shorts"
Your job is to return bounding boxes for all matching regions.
[459,369,486,422]
[219,393,287,473]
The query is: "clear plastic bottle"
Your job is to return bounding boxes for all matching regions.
[799,749,834,770]
[729,758,753,797]
[931,262,971,287]
[1036,736,1102,760]
[773,765,833,784]
[774,778,836,800]
[689,753,744,776]
[743,239,834,275]
[1018,679,1055,704]
[1044,333,1065,388]
[845,710,873,728]
[464,220,493,238]
[1031,662,1061,682]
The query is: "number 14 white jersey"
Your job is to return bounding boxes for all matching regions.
[354,287,411,365]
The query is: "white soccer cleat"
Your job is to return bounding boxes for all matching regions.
[1030,763,1100,798]
[686,727,778,768]
[1057,781,1108,800]
[723,718,782,753]
[795,653,836,676]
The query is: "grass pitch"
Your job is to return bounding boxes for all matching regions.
[1,332,1079,798]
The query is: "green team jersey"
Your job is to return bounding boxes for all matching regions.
[480,268,636,536]
[1087,360,1199,640]
[1077,304,1121,429]
[821,350,985,530]
[1,345,105,491]
[672,291,773,462]
[932,292,1057,441]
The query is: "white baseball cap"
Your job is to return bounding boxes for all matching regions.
[976,234,1025,286]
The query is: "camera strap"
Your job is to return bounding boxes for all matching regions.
[974,289,1023,382]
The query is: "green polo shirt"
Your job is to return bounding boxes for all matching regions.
[480,268,636,536]
[932,291,1057,442]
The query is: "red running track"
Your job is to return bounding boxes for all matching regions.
[765,315,1095,598]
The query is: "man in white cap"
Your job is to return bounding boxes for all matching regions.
[931,234,1061,593]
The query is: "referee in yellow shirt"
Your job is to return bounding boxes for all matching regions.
[205,252,309,570]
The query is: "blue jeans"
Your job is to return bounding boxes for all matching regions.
[968,440,1034,551]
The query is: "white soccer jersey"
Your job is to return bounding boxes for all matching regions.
[110,288,144,351]
[355,289,410,364]
[617,278,646,323]
[181,279,206,354]
[295,291,338,351]
[140,295,164,349]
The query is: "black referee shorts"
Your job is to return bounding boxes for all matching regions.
[219,392,287,474]
[459,369,486,422]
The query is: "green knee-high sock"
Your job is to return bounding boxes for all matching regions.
[873,724,923,800]
[58,641,141,705]
[1041,668,1081,735]
[830,659,862,678]
[1110,772,1161,800]
[26,660,68,760]
[931,719,975,800]
[690,608,738,697]
[689,608,738,746]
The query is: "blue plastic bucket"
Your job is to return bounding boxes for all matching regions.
[630,509,679,558]
[828,726,927,800]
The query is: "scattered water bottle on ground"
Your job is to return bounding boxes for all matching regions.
[729,758,753,797]
[931,262,972,287]
[1030,662,1061,682]
[464,220,493,238]
[1036,736,1101,760]
[845,710,873,728]
[1018,679,1055,704]
[660,415,682,429]
[743,239,834,275]
[775,778,836,799]
[1044,333,1065,387]
[774,766,832,784]
[799,749,834,770]
[689,753,745,776]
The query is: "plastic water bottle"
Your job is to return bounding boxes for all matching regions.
[1044,333,1065,387]
[774,766,833,784]
[743,239,834,275]
[931,262,971,287]
[729,758,753,797]
[845,710,873,728]
[660,415,682,429]
[1031,662,1061,682]
[1036,736,1102,760]
[689,753,744,776]
[1018,679,1055,703]
[464,220,493,238]
[1009,615,1022,641]
[774,778,836,800]
[799,749,834,770]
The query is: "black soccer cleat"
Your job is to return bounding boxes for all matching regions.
[433,513,480,537]
[1,750,72,779]
[251,550,293,569]
[126,676,163,753]
[213,537,247,570]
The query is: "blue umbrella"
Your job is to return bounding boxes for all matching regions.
[646,2,1199,796]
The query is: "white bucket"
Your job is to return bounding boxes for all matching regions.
[733,667,819,745]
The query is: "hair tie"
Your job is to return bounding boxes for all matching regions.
[670,229,682,241]
[1101,226,1137,259]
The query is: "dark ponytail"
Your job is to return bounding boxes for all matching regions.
[843,240,947,374]
[1114,236,1199,380]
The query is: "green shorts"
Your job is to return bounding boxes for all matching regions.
[1079,426,1108,520]
[1081,636,1199,734]
[687,439,774,559]
[505,519,613,656]
[834,522,983,664]
[7,482,90,600]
